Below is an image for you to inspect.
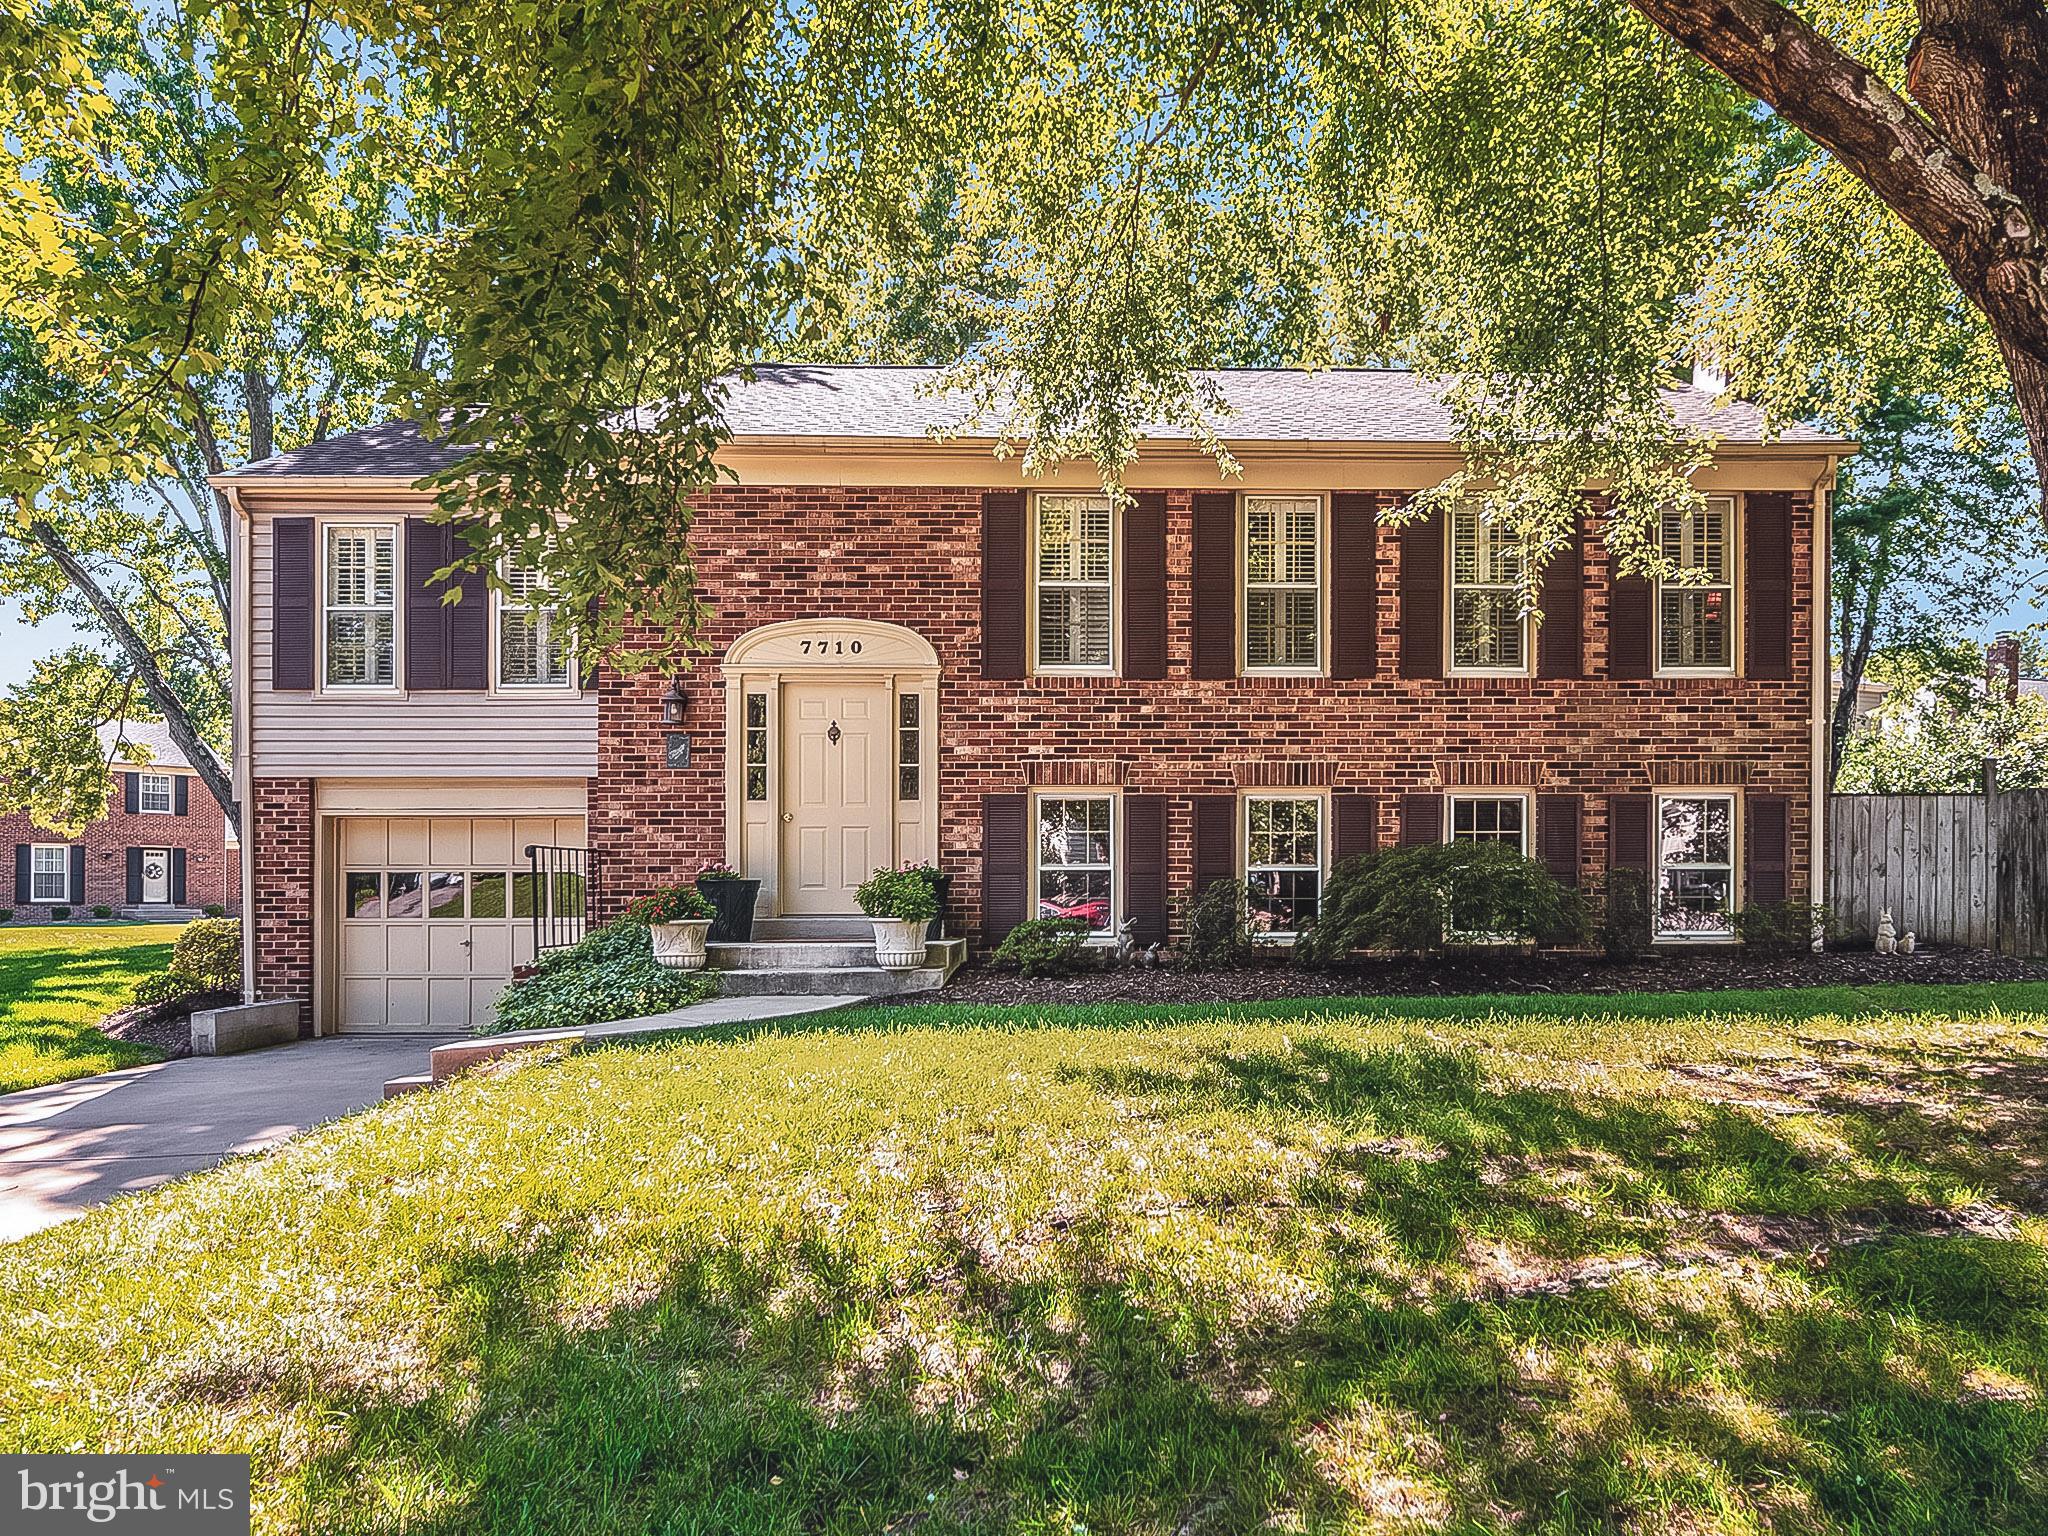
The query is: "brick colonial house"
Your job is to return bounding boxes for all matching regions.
[4,721,239,921]
[213,367,1846,1034]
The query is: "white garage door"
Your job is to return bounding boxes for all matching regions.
[335,815,586,1032]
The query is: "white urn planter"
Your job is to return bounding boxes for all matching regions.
[650,919,713,970]
[871,917,928,970]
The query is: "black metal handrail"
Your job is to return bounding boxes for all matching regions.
[524,844,598,954]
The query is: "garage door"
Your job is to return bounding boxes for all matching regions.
[335,815,586,1032]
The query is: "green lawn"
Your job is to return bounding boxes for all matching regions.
[0,923,179,1094]
[5,982,2048,1532]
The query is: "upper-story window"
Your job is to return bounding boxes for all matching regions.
[497,559,573,689]
[137,773,174,814]
[1449,503,1529,674]
[1244,494,1322,671]
[1658,496,1736,674]
[1034,494,1114,671]
[324,525,397,688]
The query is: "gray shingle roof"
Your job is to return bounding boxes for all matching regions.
[97,719,192,770]
[220,365,1848,479]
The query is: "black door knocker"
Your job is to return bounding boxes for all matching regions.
[827,721,842,745]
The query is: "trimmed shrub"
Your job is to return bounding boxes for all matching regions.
[1296,842,1588,964]
[1181,878,1255,970]
[1731,899,1828,956]
[202,903,226,918]
[50,906,71,920]
[622,884,715,925]
[129,973,190,1006]
[855,867,939,922]
[1600,869,1654,960]
[490,919,717,1035]
[989,918,1091,977]
[171,919,242,990]
[0,909,13,923]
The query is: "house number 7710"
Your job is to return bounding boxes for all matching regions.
[797,639,863,655]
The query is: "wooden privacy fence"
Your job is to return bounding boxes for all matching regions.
[1827,790,2048,957]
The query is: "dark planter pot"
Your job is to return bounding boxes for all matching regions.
[696,877,761,943]
[926,873,953,942]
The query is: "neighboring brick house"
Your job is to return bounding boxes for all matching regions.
[4,721,239,921]
[213,367,1848,1035]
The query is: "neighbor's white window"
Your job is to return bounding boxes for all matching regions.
[324,525,396,687]
[30,844,69,903]
[138,772,174,814]
[1034,494,1114,670]
[1449,503,1529,672]
[1036,795,1114,935]
[1656,794,1736,938]
[1448,794,1529,854]
[1245,495,1322,671]
[497,559,573,688]
[1657,496,1736,672]
[1245,795,1322,938]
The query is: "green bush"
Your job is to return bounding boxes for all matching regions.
[129,973,190,1007]
[621,884,716,924]
[0,909,13,922]
[91,905,112,919]
[202,903,226,918]
[1181,878,1255,970]
[171,918,242,990]
[1731,899,1827,956]
[855,867,939,922]
[1600,868,1654,960]
[490,919,717,1035]
[989,918,1091,976]
[1295,842,1588,964]
[50,906,71,920]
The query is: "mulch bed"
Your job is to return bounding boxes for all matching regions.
[930,945,2048,1008]
[96,989,238,1059]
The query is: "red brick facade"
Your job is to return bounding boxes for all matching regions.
[588,485,1819,943]
[2,774,238,922]
[247,777,315,1035]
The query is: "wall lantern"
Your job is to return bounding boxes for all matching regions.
[661,678,690,724]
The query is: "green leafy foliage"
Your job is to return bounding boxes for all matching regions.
[128,916,241,1005]
[1181,878,1255,971]
[855,868,939,923]
[622,884,715,925]
[1297,843,1589,964]
[1731,900,1828,957]
[988,918,1091,977]
[1601,869,1655,961]
[49,906,70,921]
[490,920,717,1036]
[90,905,110,919]
[1837,642,2048,792]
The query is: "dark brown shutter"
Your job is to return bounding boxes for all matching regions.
[68,845,85,906]
[1536,794,1583,888]
[1608,795,1651,870]
[271,517,315,690]
[15,845,30,906]
[1746,795,1790,907]
[980,492,1027,680]
[174,776,190,816]
[123,772,139,814]
[1330,492,1379,679]
[1397,507,1443,678]
[1537,521,1583,679]
[1192,491,1237,679]
[1193,795,1237,890]
[446,522,490,690]
[171,848,188,906]
[1123,794,1168,943]
[126,848,143,905]
[1607,573,1653,678]
[1332,794,1377,863]
[981,793,1029,942]
[1744,492,1793,680]
[1399,793,1442,846]
[405,517,450,691]
[1122,492,1168,680]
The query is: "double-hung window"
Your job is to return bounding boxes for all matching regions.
[1244,495,1321,671]
[1656,794,1736,938]
[1034,495,1113,671]
[324,525,396,688]
[137,773,174,814]
[1036,795,1114,935]
[1245,795,1322,938]
[30,845,69,903]
[498,558,573,688]
[1449,503,1529,673]
[1657,496,1736,673]
[1448,794,1529,853]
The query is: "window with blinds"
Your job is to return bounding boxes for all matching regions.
[1449,503,1529,672]
[324,525,396,687]
[1657,497,1735,672]
[1034,495,1113,670]
[1244,495,1321,670]
[497,559,573,688]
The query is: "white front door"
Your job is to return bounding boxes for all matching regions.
[781,682,891,914]
[140,849,170,904]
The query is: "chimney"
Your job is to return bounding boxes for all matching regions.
[1987,633,2021,703]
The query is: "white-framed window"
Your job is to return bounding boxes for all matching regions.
[1657,496,1737,674]
[496,558,573,689]
[1245,794,1323,939]
[1035,794,1115,935]
[1244,494,1322,672]
[1033,494,1114,671]
[1656,793,1737,938]
[323,524,397,688]
[1447,794,1530,854]
[1448,502,1530,674]
[137,772,174,814]
[30,844,70,904]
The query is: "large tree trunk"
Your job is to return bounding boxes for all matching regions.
[1630,0,2048,508]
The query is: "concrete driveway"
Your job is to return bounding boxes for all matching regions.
[0,1036,455,1242]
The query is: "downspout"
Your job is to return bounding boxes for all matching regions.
[221,483,258,1003]
[1809,458,1835,946]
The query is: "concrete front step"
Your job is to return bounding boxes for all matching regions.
[117,905,211,921]
[708,937,966,972]
[716,965,949,997]
[748,915,965,944]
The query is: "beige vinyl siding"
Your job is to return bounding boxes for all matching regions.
[249,512,598,779]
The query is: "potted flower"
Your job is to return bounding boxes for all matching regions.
[898,861,952,940]
[855,867,939,969]
[695,862,761,943]
[626,884,718,970]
